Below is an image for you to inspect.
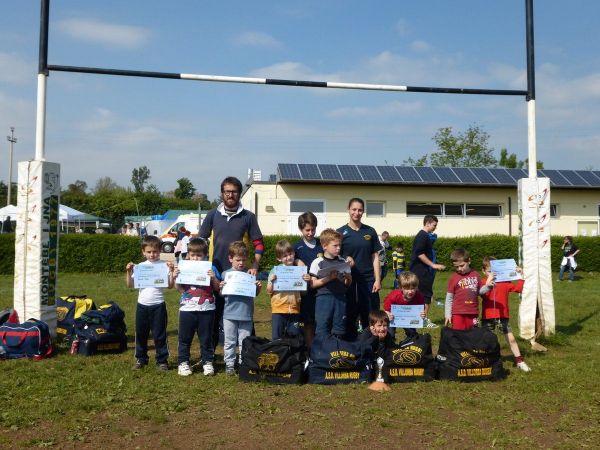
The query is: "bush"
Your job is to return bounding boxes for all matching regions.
[1,233,598,274]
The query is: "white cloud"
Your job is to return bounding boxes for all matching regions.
[395,19,411,37]
[79,107,115,132]
[56,18,151,49]
[232,31,283,49]
[409,40,432,53]
[327,100,423,118]
[0,52,35,85]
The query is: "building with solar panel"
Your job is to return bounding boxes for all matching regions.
[240,164,600,238]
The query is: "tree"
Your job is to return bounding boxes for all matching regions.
[429,125,498,167]
[499,148,544,169]
[66,180,88,195]
[93,177,119,194]
[131,166,151,193]
[174,177,196,199]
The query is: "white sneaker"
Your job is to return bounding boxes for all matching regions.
[516,361,531,372]
[178,362,193,376]
[424,318,439,329]
[203,362,215,376]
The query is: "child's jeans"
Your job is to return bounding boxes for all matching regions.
[271,313,301,340]
[315,293,346,337]
[223,318,252,368]
[393,269,404,289]
[178,310,215,365]
[558,264,575,281]
[135,302,169,364]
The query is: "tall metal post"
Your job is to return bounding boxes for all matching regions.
[526,0,536,178]
[6,127,17,206]
[36,0,50,161]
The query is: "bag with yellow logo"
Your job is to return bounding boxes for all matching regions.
[72,301,127,356]
[239,335,307,384]
[56,295,96,337]
[436,326,505,381]
[307,334,373,384]
[382,333,435,382]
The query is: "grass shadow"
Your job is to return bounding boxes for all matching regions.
[555,309,600,337]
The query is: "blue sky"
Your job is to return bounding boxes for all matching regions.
[2,1,599,199]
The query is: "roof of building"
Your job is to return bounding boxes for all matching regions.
[275,163,600,189]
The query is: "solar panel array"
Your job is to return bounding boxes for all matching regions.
[276,163,600,188]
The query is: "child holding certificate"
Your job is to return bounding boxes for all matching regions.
[267,239,311,340]
[444,249,494,331]
[309,229,352,337]
[219,241,262,375]
[175,238,221,377]
[126,235,175,371]
[480,257,530,372]
[383,271,425,341]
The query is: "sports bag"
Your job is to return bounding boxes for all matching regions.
[307,334,373,384]
[239,335,307,384]
[72,301,127,356]
[0,318,54,360]
[436,326,506,382]
[382,333,435,383]
[56,295,96,337]
[0,309,11,326]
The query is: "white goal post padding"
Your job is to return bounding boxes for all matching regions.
[13,160,60,332]
[518,177,555,339]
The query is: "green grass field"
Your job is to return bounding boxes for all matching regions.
[0,271,598,449]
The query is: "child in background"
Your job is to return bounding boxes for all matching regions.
[293,212,324,348]
[383,271,426,342]
[444,248,494,331]
[175,238,220,377]
[309,228,352,337]
[219,241,262,375]
[179,230,191,261]
[126,235,175,370]
[391,243,405,289]
[558,236,580,282]
[481,257,530,372]
[359,310,395,359]
[267,239,311,340]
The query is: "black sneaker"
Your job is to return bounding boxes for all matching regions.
[132,359,147,370]
[157,363,169,371]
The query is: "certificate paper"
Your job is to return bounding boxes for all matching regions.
[222,271,257,297]
[316,261,351,279]
[390,304,424,328]
[176,260,212,286]
[489,259,521,282]
[134,262,169,288]
[273,266,307,291]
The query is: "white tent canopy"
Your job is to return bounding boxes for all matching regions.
[0,204,19,221]
[0,204,85,221]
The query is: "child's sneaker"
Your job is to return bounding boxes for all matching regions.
[225,366,236,376]
[157,363,169,372]
[516,361,531,372]
[132,359,147,370]
[178,362,193,376]
[203,362,215,376]
[423,318,439,328]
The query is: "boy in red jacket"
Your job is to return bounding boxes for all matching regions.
[444,248,494,331]
[383,271,425,342]
[481,256,531,372]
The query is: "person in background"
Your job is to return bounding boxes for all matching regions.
[2,216,13,233]
[391,243,405,289]
[558,236,580,282]
[378,231,391,283]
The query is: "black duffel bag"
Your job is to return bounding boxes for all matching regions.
[382,333,435,383]
[436,326,506,382]
[72,301,127,356]
[240,335,307,384]
[307,334,373,384]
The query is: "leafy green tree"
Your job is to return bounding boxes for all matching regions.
[498,149,544,169]
[131,166,151,193]
[93,177,119,194]
[429,125,498,167]
[174,177,196,199]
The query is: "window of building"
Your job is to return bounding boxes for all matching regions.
[366,201,385,217]
[465,204,502,217]
[290,200,324,213]
[444,203,464,216]
[550,204,558,217]
[406,202,442,216]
